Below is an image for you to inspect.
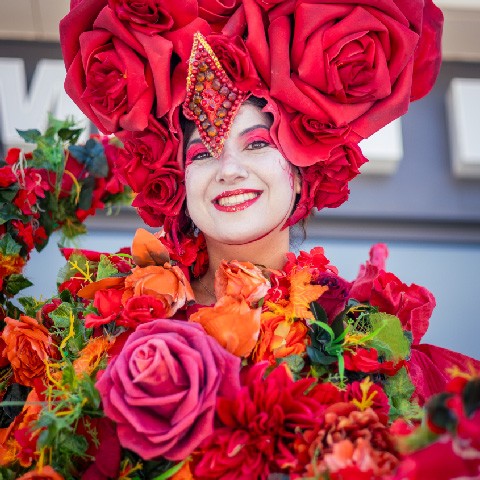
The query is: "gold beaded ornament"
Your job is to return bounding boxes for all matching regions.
[183,32,249,158]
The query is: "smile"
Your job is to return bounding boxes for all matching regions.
[213,189,262,212]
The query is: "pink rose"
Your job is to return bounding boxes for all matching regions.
[96,319,241,460]
[115,117,178,192]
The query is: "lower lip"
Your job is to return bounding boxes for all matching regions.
[213,194,261,212]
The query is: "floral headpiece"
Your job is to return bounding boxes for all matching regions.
[60,0,443,268]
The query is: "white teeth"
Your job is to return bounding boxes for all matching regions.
[217,192,259,207]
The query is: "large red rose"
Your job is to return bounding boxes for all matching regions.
[96,319,241,460]
[199,0,242,28]
[115,117,178,192]
[60,1,175,132]
[245,0,441,142]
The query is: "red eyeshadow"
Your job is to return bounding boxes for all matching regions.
[185,143,209,167]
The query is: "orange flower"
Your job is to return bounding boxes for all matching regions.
[16,465,64,480]
[170,460,194,480]
[215,260,270,305]
[123,264,194,317]
[190,295,261,357]
[252,312,309,365]
[131,228,170,267]
[1,315,58,387]
[0,252,25,278]
[0,389,42,468]
[267,268,328,321]
[77,276,125,300]
[73,336,112,377]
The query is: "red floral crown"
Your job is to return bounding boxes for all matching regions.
[60,0,443,254]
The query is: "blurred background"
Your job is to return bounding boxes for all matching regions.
[0,0,479,359]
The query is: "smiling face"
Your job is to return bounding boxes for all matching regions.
[184,102,300,245]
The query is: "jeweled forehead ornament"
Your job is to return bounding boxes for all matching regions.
[183,32,249,158]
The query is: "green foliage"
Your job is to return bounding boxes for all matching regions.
[3,274,33,296]
[0,233,21,256]
[367,313,411,362]
[97,255,120,280]
[18,296,47,318]
[385,367,422,421]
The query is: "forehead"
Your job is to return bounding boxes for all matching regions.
[186,102,272,145]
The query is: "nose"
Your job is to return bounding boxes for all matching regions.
[215,149,248,184]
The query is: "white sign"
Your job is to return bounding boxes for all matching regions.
[0,58,91,149]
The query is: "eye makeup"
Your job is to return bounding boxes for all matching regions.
[242,127,274,149]
[185,143,210,167]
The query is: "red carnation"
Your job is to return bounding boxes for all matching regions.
[194,363,342,479]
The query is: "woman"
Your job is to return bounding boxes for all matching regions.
[185,97,301,305]
[52,0,480,477]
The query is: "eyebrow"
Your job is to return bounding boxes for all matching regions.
[185,124,270,150]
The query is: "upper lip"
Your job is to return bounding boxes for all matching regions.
[212,189,263,203]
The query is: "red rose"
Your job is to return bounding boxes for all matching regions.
[108,0,197,34]
[207,34,260,91]
[132,163,185,222]
[199,0,242,27]
[85,289,124,328]
[60,3,169,133]
[289,143,367,225]
[411,0,444,102]
[118,294,167,328]
[276,104,352,164]
[115,117,178,192]
[96,319,241,460]
[246,0,438,142]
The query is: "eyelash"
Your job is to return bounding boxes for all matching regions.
[188,139,271,162]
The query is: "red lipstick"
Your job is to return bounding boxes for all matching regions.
[212,189,262,212]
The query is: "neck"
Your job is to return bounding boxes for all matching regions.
[198,226,290,294]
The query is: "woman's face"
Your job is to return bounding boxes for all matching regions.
[185,102,300,245]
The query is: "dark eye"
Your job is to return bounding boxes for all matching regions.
[246,140,269,150]
[193,151,212,161]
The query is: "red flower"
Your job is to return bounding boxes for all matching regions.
[345,379,390,425]
[246,0,441,142]
[198,0,242,28]
[0,165,17,187]
[118,294,167,328]
[115,117,177,193]
[85,288,124,328]
[344,347,404,376]
[194,363,341,478]
[350,244,436,344]
[284,247,338,277]
[132,163,185,224]
[206,34,260,91]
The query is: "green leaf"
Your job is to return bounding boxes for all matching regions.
[384,367,421,421]
[16,128,41,143]
[0,187,19,203]
[277,354,305,376]
[0,233,22,255]
[78,176,95,210]
[368,313,410,362]
[51,303,74,329]
[310,301,328,324]
[96,255,119,280]
[152,461,186,480]
[18,296,46,317]
[4,274,33,296]
[58,127,83,143]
